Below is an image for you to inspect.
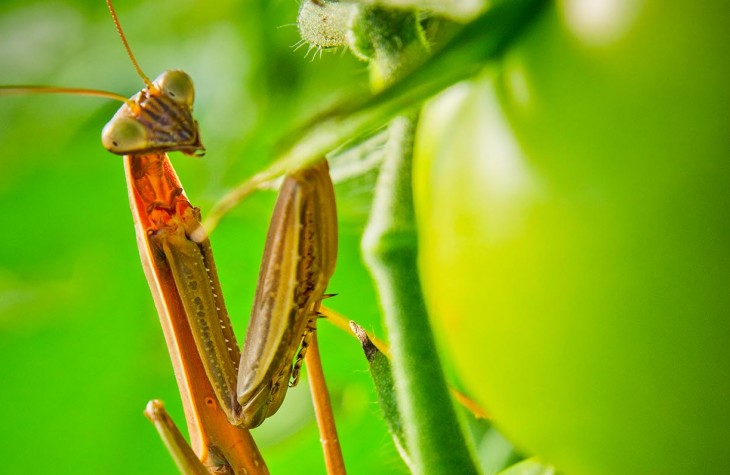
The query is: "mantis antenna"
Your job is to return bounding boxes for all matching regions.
[0,85,129,103]
[105,0,155,90]
[0,2,146,106]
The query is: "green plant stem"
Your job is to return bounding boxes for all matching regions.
[350,321,410,468]
[356,7,479,473]
[363,110,479,474]
[355,4,549,472]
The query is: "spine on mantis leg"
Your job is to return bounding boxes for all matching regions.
[237,159,338,429]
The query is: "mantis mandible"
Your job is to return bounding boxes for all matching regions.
[2,1,341,473]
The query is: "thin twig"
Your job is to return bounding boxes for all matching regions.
[305,322,347,475]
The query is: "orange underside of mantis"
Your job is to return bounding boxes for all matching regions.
[127,153,191,229]
[124,153,266,474]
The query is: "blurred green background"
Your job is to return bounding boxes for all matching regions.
[0,0,410,473]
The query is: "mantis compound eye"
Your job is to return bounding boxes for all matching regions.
[155,70,195,107]
[101,116,149,154]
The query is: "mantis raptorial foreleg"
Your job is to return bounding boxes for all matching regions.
[236,160,338,427]
[126,153,264,474]
[136,153,345,473]
[138,157,338,430]
[127,152,340,472]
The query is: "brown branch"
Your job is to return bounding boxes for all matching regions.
[305,324,347,475]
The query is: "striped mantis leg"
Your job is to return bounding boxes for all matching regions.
[124,149,260,474]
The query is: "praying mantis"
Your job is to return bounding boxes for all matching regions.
[0,0,381,473]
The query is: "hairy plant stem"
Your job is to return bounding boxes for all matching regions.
[359,7,479,475]
[363,114,481,475]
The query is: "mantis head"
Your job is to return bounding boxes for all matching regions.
[102,70,205,157]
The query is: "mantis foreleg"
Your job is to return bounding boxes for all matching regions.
[138,158,337,431]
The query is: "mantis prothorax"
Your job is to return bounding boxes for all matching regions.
[2,1,340,473]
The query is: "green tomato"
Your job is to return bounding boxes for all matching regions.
[414,2,730,475]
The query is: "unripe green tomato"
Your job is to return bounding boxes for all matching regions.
[414,2,730,474]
